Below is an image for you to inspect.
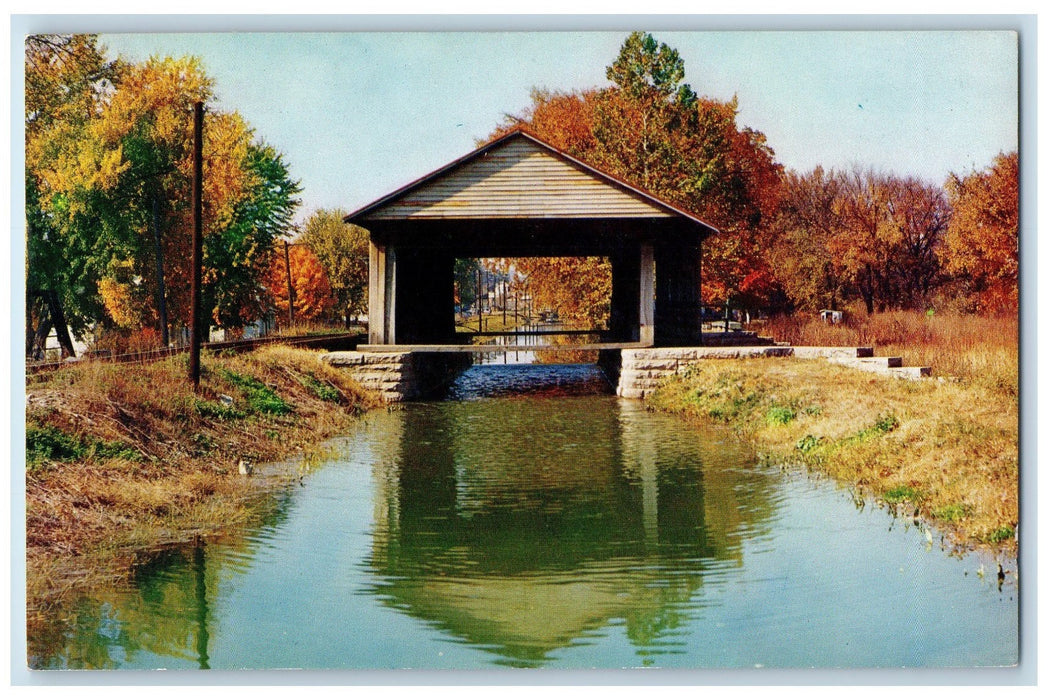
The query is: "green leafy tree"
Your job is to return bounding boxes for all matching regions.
[299,209,369,327]
[454,258,482,309]
[25,34,121,357]
[204,144,301,330]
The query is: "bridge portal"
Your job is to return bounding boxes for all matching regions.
[345,130,717,348]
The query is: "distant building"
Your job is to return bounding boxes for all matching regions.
[820,309,844,324]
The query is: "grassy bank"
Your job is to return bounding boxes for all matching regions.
[647,347,1018,555]
[758,310,1018,397]
[25,346,379,622]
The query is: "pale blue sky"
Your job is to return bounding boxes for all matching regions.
[93,30,1018,223]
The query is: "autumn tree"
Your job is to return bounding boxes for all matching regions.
[264,243,335,323]
[86,56,259,337]
[769,166,950,313]
[515,257,612,328]
[25,34,121,357]
[491,32,784,318]
[942,151,1019,313]
[26,37,301,355]
[299,209,369,327]
[766,167,847,312]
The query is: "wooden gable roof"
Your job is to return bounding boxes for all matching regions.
[345,130,718,234]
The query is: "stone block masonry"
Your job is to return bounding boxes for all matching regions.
[616,346,931,399]
[322,351,471,402]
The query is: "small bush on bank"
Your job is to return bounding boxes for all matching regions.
[25,424,141,470]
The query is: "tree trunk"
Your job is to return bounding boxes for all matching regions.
[152,196,170,347]
[27,294,52,360]
[26,292,37,357]
[32,317,53,361]
[46,290,75,358]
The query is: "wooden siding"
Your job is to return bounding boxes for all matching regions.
[363,138,674,220]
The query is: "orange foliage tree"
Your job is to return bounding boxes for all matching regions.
[514,257,612,328]
[769,166,950,313]
[943,152,1019,313]
[264,243,336,323]
[490,32,784,314]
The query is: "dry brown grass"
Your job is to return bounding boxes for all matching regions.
[759,309,1019,399]
[24,346,379,622]
[648,351,1019,556]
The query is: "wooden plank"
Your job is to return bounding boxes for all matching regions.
[461,329,604,337]
[384,246,396,344]
[365,139,674,220]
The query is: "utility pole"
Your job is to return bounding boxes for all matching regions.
[188,101,203,389]
[283,240,296,327]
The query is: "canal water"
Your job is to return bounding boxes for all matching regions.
[29,364,1018,670]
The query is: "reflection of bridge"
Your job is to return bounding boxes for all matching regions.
[345,129,718,349]
[364,396,774,666]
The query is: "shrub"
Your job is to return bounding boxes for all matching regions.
[987,525,1015,544]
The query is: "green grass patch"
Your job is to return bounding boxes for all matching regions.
[883,485,922,504]
[190,432,217,455]
[26,424,140,468]
[301,374,341,402]
[192,398,246,420]
[853,412,900,442]
[765,406,797,426]
[220,370,294,416]
[707,390,764,422]
[796,434,824,454]
[986,525,1015,544]
[931,502,973,523]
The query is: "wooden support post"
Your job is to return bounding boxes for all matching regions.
[368,241,385,344]
[283,240,296,327]
[639,242,655,346]
[384,246,397,345]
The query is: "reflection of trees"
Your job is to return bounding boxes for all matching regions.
[366,396,777,666]
[28,488,297,669]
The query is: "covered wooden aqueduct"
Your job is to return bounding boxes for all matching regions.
[344,129,718,350]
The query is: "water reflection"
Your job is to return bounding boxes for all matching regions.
[29,489,297,669]
[363,388,775,666]
[26,364,1017,669]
